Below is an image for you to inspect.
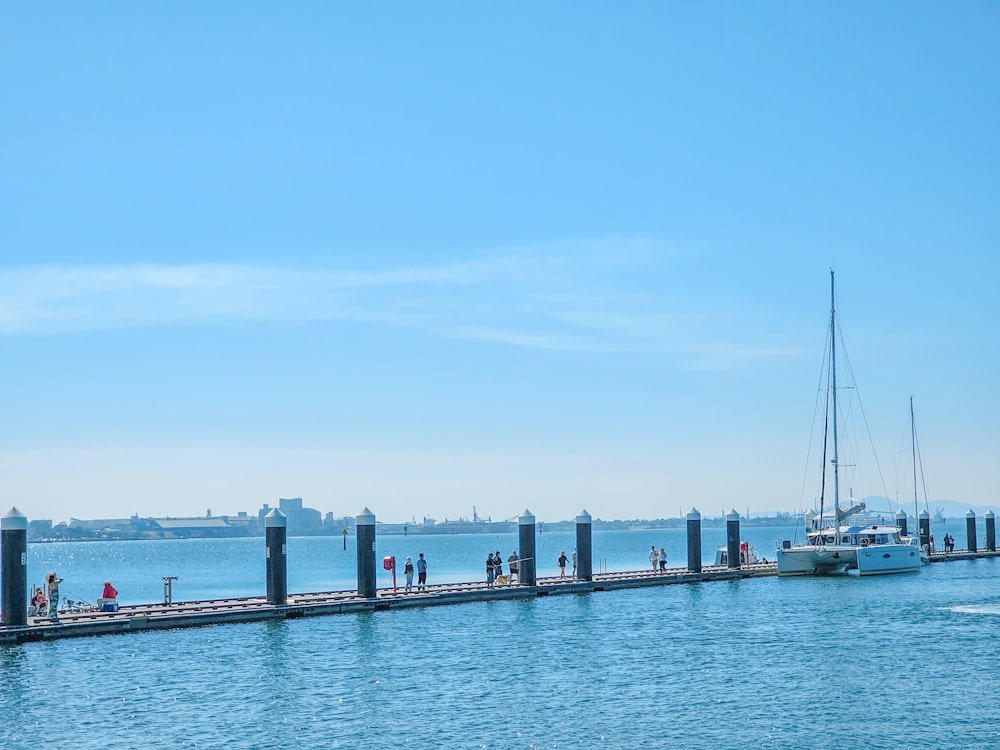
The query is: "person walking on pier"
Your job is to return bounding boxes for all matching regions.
[558,550,568,578]
[416,553,427,591]
[46,572,63,620]
[486,553,496,587]
[649,545,658,571]
[508,551,519,583]
[403,557,415,592]
[658,547,667,571]
[494,550,503,582]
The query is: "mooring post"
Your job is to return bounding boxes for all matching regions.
[986,511,996,553]
[966,510,978,553]
[357,507,376,599]
[726,509,741,569]
[162,576,178,605]
[1,507,28,627]
[918,509,930,552]
[519,510,536,586]
[895,509,908,537]
[575,510,592,582]
[687,508,702,573]
[265,508,287,605]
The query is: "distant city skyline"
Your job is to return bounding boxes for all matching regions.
[2,4,998,525]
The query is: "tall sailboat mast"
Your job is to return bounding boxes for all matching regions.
[911,395,919,522]
[830,270,841,540]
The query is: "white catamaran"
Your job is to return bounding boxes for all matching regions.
[776,271,924,577]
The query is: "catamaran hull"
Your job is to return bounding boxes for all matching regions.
[776,546,856,576]
[855,544,923,575]
[777,544,923,576]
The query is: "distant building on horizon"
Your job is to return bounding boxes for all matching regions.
[258,497,323,533]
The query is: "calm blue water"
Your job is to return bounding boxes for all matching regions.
[4,529,999,749]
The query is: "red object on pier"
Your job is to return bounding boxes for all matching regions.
[383,555,397,590]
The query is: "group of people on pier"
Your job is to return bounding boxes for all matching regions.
[649,545,668,571]
[28,573,118,620]
[400,553,428,592]
[486,550,520,586]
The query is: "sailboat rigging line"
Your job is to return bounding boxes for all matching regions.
[910,396,932,518]
[829,270,842,545]
[794,289,837,545]
[831,299,892,506]
[818,367,831,539]
[911,396,919,522]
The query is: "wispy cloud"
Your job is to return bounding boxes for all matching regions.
[0,241,805,366]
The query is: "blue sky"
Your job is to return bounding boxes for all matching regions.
[2,3,998,523]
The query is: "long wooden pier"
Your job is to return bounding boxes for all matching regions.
[0,562,776,646]
[3,549,996,646]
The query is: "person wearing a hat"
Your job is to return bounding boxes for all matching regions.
[46,572,63,620]
[403,556,415,592]
[99,580,120,612]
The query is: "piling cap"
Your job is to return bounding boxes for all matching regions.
[967,509,976,518]
[2,506,27,531]
[519,509,535,525]
[264,508,287,527]
[726,509,740,521]
[576,510,592,524]
[356,507,376,525]
[895,509,906,518]
[918,509,929,519]
[687,508,701,521]
[986,510,995,519]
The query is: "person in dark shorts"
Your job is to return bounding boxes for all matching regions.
[416,553,428,591]
[507,551,519,582]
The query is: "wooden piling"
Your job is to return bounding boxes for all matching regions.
[1,508,28,628]
[576,510,592,582]
[726,509,740,569]
[357,508,376,599]
[966,510,977,553]
[519,510,536,586]
[687,508,702,574]
[919,509,930,552]
[265,509,287,605]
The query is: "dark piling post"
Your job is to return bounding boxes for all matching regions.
[966,510,978,553]
[726,509,741,569]
[265,508,287,605]
[1,507,28,627]
[918,509,930,553]
[686,508,702,573]
[357,507,376,599]
[575,510,592,581]
[895,509,908,537]
[518,510,536,586]
[986,511,996,553]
